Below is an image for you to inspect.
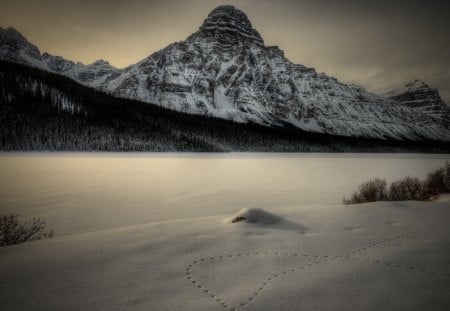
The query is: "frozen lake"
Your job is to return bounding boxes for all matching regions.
[0,153,448,235]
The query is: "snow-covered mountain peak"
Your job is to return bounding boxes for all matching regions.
[386,80,437,98]
[1,27,27,43]
[192,5,264,46]
[386,80,449,122]
[390,80,441,100]
[89,59,115,68]
[405,79,428,90]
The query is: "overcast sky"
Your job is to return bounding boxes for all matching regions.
[1,0,449,101]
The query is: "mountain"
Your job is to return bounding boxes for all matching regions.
[0,6,449,143]
[386,80,450,122]
[0,27,122,88]
[97,6,449,141]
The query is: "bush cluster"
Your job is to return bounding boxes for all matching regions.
[342,178,388,204]
[0,214,54,246]
[343,162,450,204]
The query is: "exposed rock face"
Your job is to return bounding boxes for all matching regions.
[387,80,449,122]
[193,5,264,46]
[1,7,449,141]
[42,52,75,72]
[0,27,46,69]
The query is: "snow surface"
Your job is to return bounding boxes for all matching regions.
[0,153,449,310]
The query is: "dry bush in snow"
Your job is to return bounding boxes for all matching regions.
[424,162,450,197]
[343,178,388,204]
[389,177,427,201]
[0,214,54,247]
[344,162,450,205]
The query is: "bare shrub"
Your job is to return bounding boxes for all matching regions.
[424,167,446,197]
[343,178,388,204]
[0,214,54,247]
[389,177,427,201]
[343,163,450,205]
[424,162,450,197]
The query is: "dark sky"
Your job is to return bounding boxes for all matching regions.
[1,0,449,101]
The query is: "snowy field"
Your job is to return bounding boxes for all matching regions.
[0,153,449,310]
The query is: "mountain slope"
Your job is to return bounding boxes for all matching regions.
[0,6,449,142]
[2,61,447,152]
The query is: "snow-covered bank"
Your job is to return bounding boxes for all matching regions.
[1,199,449,310]
[0,154,449,310]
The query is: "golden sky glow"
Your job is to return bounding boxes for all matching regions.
[1,0,449,100]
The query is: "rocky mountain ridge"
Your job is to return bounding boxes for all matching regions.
[386,79,449,121]
[0,26,122,87]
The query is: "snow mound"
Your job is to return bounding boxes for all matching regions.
[225,208,281,225]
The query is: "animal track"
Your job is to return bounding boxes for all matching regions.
[186,225,445,310]
[350,256,448,277]
[186,251,334,310]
